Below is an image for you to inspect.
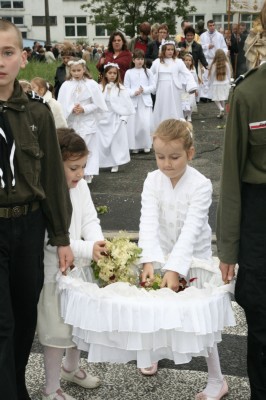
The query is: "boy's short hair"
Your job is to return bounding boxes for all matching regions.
[0,18,23,49]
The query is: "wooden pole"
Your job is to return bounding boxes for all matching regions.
[44,0,51,45]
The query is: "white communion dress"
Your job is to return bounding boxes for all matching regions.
[57,167,235,368]
[124,67,155,150]
[58,78,107,176]
[97,82,135,168]
[150,58,198,130]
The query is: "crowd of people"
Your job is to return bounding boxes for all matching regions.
[20,18,246,183]
[1,3,266,399]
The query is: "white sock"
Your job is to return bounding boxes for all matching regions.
[203,344,224,397]
[43,346,65,394]
[63,347,82,377]
[215,101,223,111]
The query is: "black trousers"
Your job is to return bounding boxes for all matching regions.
[235,183,266,400]
[0,207,45,400]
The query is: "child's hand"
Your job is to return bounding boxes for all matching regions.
[161,271,179,291]
[73,104,84,114]
[93,240,107,262]
[141,262,154,283]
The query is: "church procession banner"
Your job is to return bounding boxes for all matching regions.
[228,0,264,13]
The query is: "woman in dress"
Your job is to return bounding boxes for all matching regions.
[96,31,132,82]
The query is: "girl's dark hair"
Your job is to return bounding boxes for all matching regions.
[131,49,148,77]
[108,31,128,52]
[57,128,89,161]
[101,64,122,92]
[66,58,92,80]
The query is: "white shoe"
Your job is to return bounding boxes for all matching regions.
[111,166,118,173]
[85,175,93,183]
[61,366,100,389]
[131,150,139,154]
[144,148,151,153]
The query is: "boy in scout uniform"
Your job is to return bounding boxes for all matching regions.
[0,20,73,400]
[216,5,266,394]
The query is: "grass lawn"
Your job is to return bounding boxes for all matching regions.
[18,60,99,85]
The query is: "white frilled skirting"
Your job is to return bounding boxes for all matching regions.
[57,268,236,368]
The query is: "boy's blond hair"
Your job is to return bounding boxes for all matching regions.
[153,119,194,151]
[0,19,23,49]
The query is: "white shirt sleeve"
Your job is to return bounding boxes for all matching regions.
[162,179,212,276]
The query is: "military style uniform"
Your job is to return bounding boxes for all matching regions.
[217,63,266,400]
[0,80,72,400]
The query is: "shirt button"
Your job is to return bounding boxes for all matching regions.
[21,105,25,110]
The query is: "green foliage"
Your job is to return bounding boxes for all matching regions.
[18,60,99,84]
[81,0,196,37]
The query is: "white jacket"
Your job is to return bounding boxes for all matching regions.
[124,68,155,108]
[138,167,213,276]
[150,58,198,93]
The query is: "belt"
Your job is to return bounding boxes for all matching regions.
[0,201,40,218]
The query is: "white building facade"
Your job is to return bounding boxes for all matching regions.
[0,0,259,46]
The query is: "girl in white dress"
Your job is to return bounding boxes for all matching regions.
[150,41,198,129]
[138,119,229,400]
[97,62,135,173]
[30,77,67,129]
[181,53,199,122]
[37,128,106,400]
[58,58,108,183]
[124,49,155,153]
[208,49,231,119]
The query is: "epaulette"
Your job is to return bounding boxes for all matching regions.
[26,90,46,104]
[231,67,259,89]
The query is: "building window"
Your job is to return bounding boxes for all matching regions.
[0,1,23,8]
[65,16,87,37]
[240,13,258,31]
[95,24,111,37]
[32,16,57,26]
[187,15,205,28]
[212,14,233,30]
[1,15,23,24]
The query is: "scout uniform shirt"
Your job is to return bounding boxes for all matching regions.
[216,63,266,263]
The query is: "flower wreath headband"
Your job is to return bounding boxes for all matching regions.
[159,40,180,51]
[104,62,120,70]
[68,59,86,66]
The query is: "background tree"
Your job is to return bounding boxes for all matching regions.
[81,0,196,38]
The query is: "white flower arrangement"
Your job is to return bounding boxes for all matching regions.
[91,231,142,286]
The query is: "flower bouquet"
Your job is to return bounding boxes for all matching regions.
[91,231,197,291]
[91,231,142,287]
